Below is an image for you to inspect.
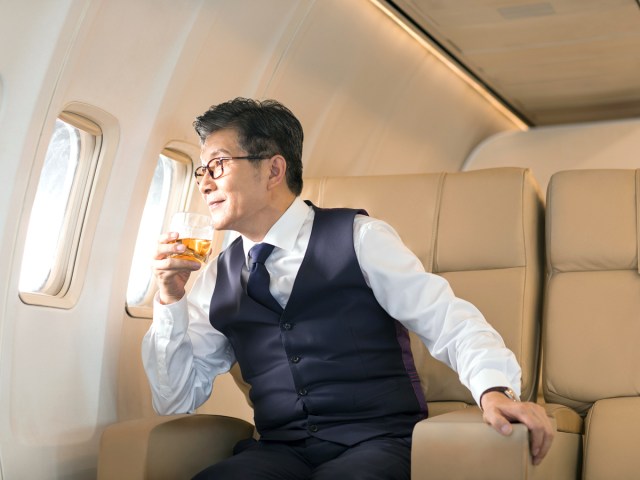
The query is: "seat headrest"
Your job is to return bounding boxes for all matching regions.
[302,173,445,272]
[435,168,540,273]
[546,169,639,274]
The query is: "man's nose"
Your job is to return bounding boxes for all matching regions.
[197,172,217,194]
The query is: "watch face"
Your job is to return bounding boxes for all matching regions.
[503,388,518,401]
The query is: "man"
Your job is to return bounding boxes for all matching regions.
[143,98,553,479]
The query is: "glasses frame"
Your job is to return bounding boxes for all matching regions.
[194,155,270,183]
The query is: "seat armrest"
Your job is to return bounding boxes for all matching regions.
[97,414,254,480]
[411,407,581,480]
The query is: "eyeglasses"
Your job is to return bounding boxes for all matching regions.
[194,156,270,183]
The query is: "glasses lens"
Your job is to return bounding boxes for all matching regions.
[211,159,224,179]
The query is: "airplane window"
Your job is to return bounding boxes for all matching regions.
[19,115,101,299]
[126,150,192,317]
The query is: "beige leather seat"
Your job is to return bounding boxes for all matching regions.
[418,169,640,479]
[395,168,553,479]
[98,167,545,479]
[543,169,640,479]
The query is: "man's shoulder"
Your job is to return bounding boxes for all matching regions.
[308,202,368,218]
[217,235,243,261]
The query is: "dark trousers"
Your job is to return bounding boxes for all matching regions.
[192,435,412,480]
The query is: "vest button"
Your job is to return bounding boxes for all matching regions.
[308,424,319,433]
[281,322,293,331]
[290,355,301,363]
[298,388,308,396]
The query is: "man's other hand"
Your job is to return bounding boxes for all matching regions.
[481,392,555,466]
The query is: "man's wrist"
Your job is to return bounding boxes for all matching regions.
[480,386,519,410]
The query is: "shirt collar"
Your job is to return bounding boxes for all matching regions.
[242,197,312,259]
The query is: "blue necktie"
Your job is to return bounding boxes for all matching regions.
[247,243,283,313]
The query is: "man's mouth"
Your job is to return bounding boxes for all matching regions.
[208,198,224,209]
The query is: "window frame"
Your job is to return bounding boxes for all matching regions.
[125,147,195,318]
[18,104,117,309]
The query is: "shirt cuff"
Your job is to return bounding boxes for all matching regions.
[152,292,190,337]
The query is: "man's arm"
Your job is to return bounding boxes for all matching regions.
[142,290,235,414]
[354,217,520,401]
[354,216,554,463]
[142,233,235,414]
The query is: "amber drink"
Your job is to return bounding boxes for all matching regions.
[168,212,213,264]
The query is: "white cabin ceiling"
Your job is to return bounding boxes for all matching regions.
[388,0,640,125]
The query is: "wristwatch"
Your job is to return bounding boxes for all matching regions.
[480,386,519,409]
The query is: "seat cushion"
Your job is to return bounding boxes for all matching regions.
[583,397,640,480]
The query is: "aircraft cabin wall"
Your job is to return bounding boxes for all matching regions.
[0,0,523,478]
[465,117,640,194]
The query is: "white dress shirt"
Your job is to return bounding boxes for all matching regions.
[142,197,521,414]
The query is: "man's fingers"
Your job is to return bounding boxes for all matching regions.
[155,243,188,261]
[482,392,516,435]
[159,231,179,243]
[155,232,184,260]
[504,402,554,465]
[521,406,554,465]
[155,256,202,272]
[485,411,513,436]
[531,428,554,465]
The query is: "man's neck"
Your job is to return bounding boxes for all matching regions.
[242,193,297,243]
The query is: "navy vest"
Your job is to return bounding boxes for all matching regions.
[209,204,426,445]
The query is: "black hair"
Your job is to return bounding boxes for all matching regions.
[193,97,304,195]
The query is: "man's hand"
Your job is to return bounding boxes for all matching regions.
[153,231,202,304]
[481,392,555,466]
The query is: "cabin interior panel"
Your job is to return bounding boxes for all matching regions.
[390,0,640,125]
[465,117,640,194]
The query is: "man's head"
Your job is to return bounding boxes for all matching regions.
[193,98,303,195]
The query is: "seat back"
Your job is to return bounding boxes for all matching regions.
[543,169,640,479]
[543,169,640,411]
[302,167,544,412]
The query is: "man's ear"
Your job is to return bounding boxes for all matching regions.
[266,155,287,189]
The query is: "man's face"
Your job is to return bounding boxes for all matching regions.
[197,128,269,235]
